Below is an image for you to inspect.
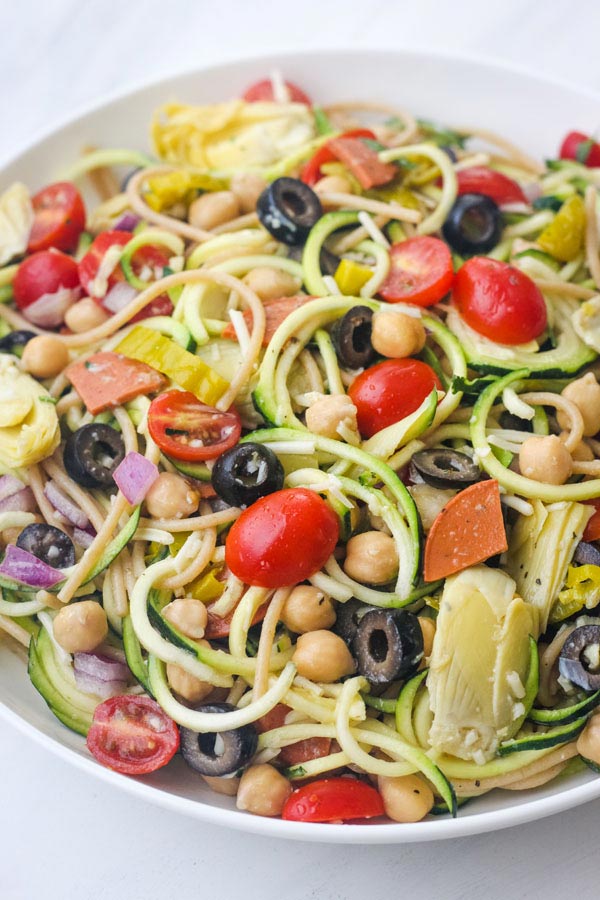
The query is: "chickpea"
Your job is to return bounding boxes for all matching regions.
[281,585,336,634]
[418,616,436,660]
[314,174,354,195]
[343,531,399,585]
[229,171,267,213]
[64,298,110,334]
[53,601,108,653]
[21,335,69,379]
[305,393,358,441]
[292,629,355,682]
[166,662,213,703]
[243,266,300,302]
[163,597,208,639]
[236,764,292,816]
[576,713,600,766]
[188,191,240,231]
[558,373,600,436]
[145,472,199,519]
[371,310,426,359]
[202,773,240,797]
[518,435,572,485]
[377,774,434,823]
[563,434,594,462]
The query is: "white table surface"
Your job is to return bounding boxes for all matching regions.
[2,2,600,898]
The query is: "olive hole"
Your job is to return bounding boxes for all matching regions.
[198,733,226,759]
[459,207,494,242]
[368,628,389,663]
[352,322,372,354]
[282,190,307,218]
[93,439,121,469]
[433,454,463,473]
[581,643,600,673]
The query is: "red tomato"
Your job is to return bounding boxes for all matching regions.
[282,778,385,822]
[78,230,132,298]
[27,182,86,254]
[242,78,311,105]
[255,704,332,766]
[559,131,600,167]
[300,129,377,186]
[452,257,547,345]
[378,236,454,307]
[13,249,80,310]
[225,488,339,588]
[205,601,268,640]
[86,695,180,775]
[130,294,174,322]
[456,166,527,205]
[348,359,442,439]
[583,501,600,542]
[147,390,242,463]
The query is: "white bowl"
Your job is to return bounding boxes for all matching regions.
[2,48,600,843]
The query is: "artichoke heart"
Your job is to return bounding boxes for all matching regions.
[0,357,60,470]
[427,566,538,763]
[0,182,33,265]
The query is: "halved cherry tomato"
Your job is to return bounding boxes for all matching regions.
[27,182,86,254]
[583,500,600,542]
[225,488,339,588]
[452,256,547,345]
[255,703,332,766]
[456,166,527,205]
[559,131,600,167]
[378,236,454,307]
[130,294,174,322]
[86,695,180,775]
[147,390,242,463]
[78,230,132,298]
[282,777,385,822]
[13,249,80,310]
[301,129,377,186]
[242,78,311,105]
[348,359,442,439]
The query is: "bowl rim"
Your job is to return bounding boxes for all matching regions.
[3,44,600,843]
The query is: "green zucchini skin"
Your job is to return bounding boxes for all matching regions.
[528,690,600,726]
[497,715,588,756]
[28,628,95,737]
[122,615,151,694]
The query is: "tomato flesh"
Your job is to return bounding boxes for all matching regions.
[225,488,339,588]
[78,230,132,298]
[148,390,242,463]
[349,359,442,439]
[13,249,80,310]
[282,778,385,822]
[559,131,600,167]
[378,236,454,307]
[583,501,600,542]
[86,695,180,775]
[255,704,332,766]
[452,256,547,345]
[456,166,527,205]
[301,129,377,186]
[242,78,311,105]
[28,181,86,254]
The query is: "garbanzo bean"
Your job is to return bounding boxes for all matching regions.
[166,663,213,703]
[188,191,240,231]
[305,394,358,441]
[519,435,572,485]
[343,531,399,584]
[576,713,600,766]
[243,266,300,302]
[21,335,69,379]
[202,773,241,797]
[229,172,267,213]
[145,472,199,519]
[236,764,292,816]
[281,585,336,634]
[292,630,355,682]
[418,616,436,660]
[163,597,208,639]
[53,600,108,653]
[377,774,434,823]
[64,298,110,333]
[314,174,354,195]
[370,310,426,359]
[558,373,600,437]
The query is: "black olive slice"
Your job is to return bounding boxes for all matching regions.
[0,330,37,355]
[257,177,323,245]
[180,703,258,776]
[574,543,600,567]
[331,305,375,368]
[442,193,502,255]
[211,443,284,508]
[559,625,600,691]
[63,423,126,488]
[353,609,423,685]
[16,524,75,569]
[410,449,481,489]
[287,243,339,276]
[334,599,376,645]
[499,411,534,434]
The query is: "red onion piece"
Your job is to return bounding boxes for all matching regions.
[73,527,95,548]
[23,286,81,328]
[73,650,129,698]
[0,474,26,502]
[0,544,63,588]
[103,282,138,314]
[44,480,89,529]
[0,487,37,513]
[112,451,159,505]
[113,213,141,232]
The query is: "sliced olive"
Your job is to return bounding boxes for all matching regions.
[16,523,75,569]
[287,243,339,276]
[63,423,125,489]
[559,624,600,691]
[211,442,284,508]
[574,542,600,567]
[179,703,258,776]
[442,193,502,255]
[0,329,37,355]
[353,608,423,685]
[410,449,481,489]
[334,599,376,645]
[257,177,322,245]
[331,305,375,368]
[499,411,534,434]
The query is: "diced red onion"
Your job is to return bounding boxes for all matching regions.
[0,544,63,588]
[103,282,138,314]
[73,650,129,698]
[44,480,89,529]
[113,213,141,232]
[0,487,37,513]
[0,474,26,502]
[73,527,95,548]
[23,286,81,328]
[112,451,159,505]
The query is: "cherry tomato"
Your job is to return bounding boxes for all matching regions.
[583,501,600,542]
[242,78,311,105]
[300,129,377,186]
[13,249,80,310]
[559,131,600,167]
[78,230,132,298]
[282,778,385,822]
[130,294,174,322]
[27,182,86,254]
[378,236,454,307]
[147,390,242,463]
[456,166,527,205]
[225,488,339,588]
[86,695,180,775]
[255,704,332,766]
[452,256,547,345]
[348,359,442,439]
